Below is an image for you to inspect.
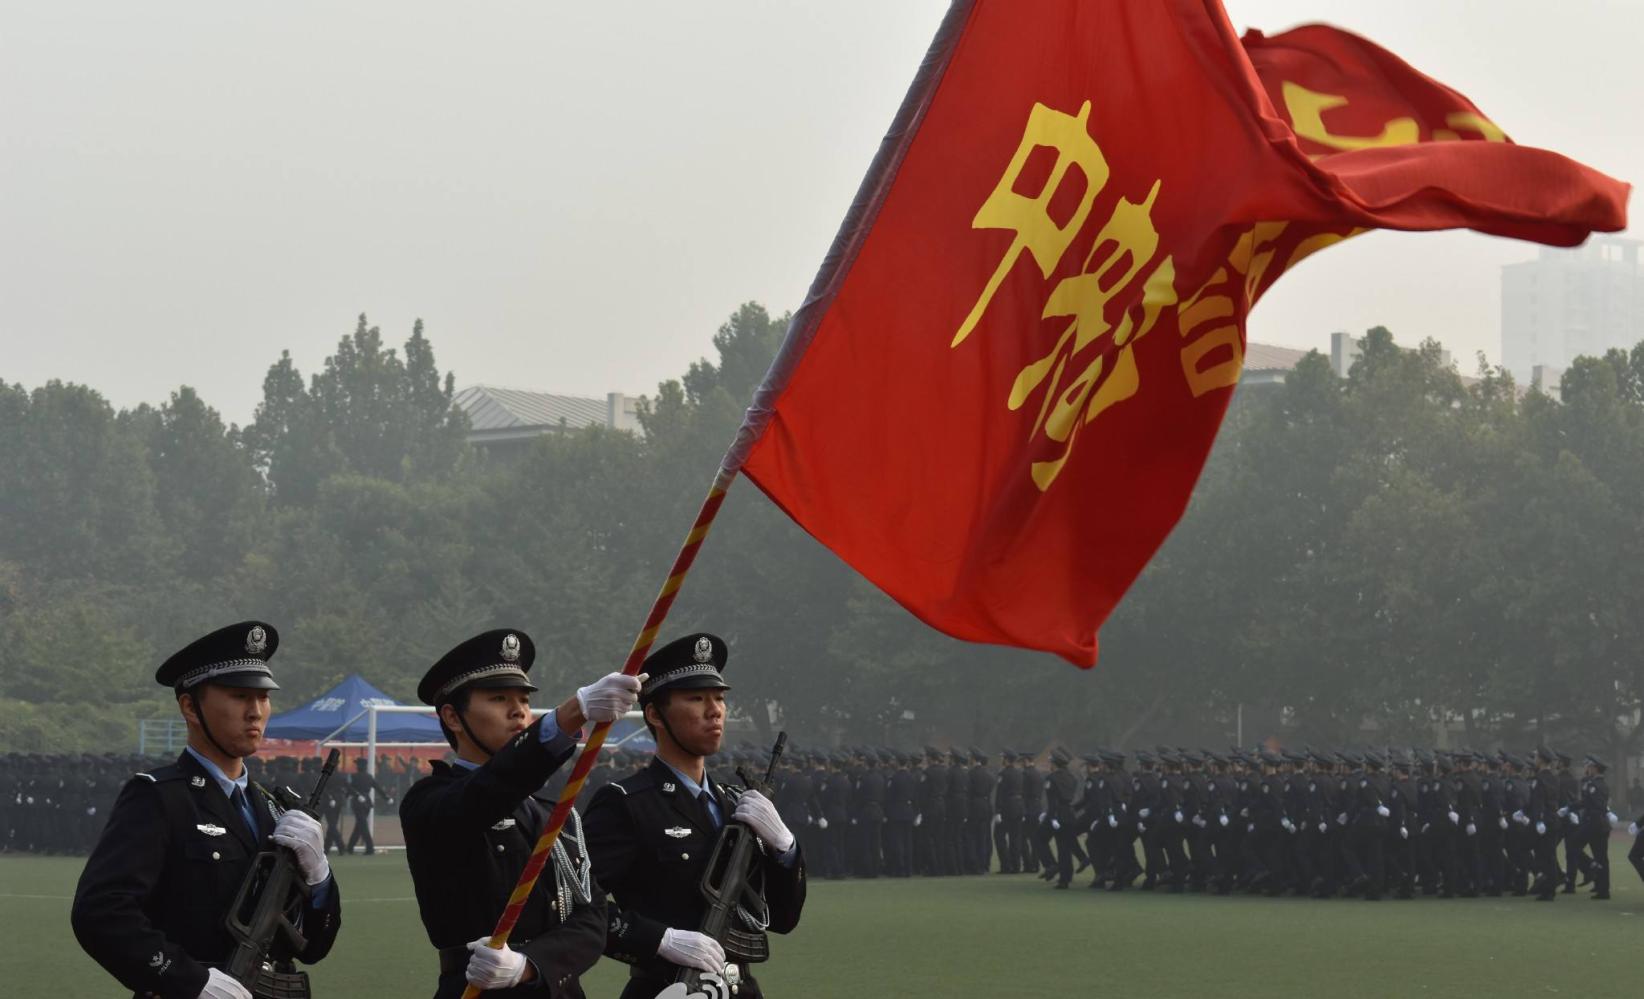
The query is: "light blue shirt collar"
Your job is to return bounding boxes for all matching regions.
[184,746,250,799]
[654,762,713,798]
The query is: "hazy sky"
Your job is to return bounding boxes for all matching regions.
[3,2,1637,425]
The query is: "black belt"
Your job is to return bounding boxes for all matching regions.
[439,939,531,976]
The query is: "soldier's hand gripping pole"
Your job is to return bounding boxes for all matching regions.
[458,471,739,999]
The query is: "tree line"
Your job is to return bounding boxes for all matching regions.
[1,310,1639,775]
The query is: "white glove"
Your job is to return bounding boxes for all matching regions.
[1606,811,1619,827]
[1317,822,1327,835]
[1281,818,1293,833]
[818,817,829,830]
[464,937,528,990]
[659,928,725,975]
[270,810,330,886]
[1108,815,1118,828]
[733,790,795,854]
[1498,817,1508,830]
[911,815,919,827]
[1629,822,1639,837]
[1051,819,1061,831]
[575,672,645,723]
[1193,816,1206,829]
[849,818,857,826]
[1218,814,1229,828]
[1400,826,1409,840]
[1465,823,1476,836]
[1038,812,1047,823]
[1557,806,1569,818]
[199,967,253,999]
[1137,822,1147,834]
[992,814,1001,826]
[1569,812,1580,825]
[1138,808,1151,819]
[1245,822,1254,833]
[1447,810,1459,825]
[1337,812,1348,826]
[1512,810,1528,825]
[1173,810,1184,824]
[1376,805,1390,818]
[1535,821,1547,836]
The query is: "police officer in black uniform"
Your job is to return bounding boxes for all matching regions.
[583,634,807,999]
[72,622,342,999]
[344,757,382,855]
[400,629,637,999]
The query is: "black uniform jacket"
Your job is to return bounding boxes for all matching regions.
[71,751,343,999]
[400,719,606,999]
[583,758,806,991]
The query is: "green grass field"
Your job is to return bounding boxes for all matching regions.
[5,842,1638,998]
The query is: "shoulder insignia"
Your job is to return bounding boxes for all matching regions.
[191,776,208,788]
[135,772,156,783]
[662,781,676,794]
[607,783,629,796]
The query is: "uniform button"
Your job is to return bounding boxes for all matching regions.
[211,851,221,860]
[496,844,506,853]
[681,852,689,860]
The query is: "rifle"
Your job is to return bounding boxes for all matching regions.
[659,732,788,999]
[225,748,340,999]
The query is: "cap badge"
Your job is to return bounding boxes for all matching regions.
[501,634,521,662]
[246,625,267,655]
[693,636,713,663]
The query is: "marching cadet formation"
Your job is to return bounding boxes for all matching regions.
[726,742,1637,906]
[46,619,1644,997]
[582,742,1644,905]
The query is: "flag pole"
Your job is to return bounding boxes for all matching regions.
[458,6,979,995]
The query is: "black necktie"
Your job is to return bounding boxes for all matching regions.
[699,789,720,830]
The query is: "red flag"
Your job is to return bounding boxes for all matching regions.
[734,0,1628,666]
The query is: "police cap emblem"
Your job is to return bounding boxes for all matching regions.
[693,636,713,664]
[501,633,522,662]
[246,625,267,655]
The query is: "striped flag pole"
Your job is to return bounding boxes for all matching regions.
[460,469,737,999]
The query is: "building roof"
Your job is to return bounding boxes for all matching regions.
[454,385,612,433]
[1244,342,1312,372]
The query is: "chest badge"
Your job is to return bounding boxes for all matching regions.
[196,823,228,837]
[665,826,692,839]
[491,818,516,831]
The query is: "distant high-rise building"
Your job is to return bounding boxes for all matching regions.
[1500,236,1644,385]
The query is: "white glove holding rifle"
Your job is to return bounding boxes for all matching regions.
[198,968,252,999]
[659,929,725,974]
[270,809,329,886]
[732,790,794,854]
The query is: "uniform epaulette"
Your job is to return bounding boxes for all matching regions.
[135,764,185,783]
[606,769,656,797]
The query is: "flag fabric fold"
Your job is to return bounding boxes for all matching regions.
[734,0,1629,666]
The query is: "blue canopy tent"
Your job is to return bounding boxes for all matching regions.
[265,674,445,743]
